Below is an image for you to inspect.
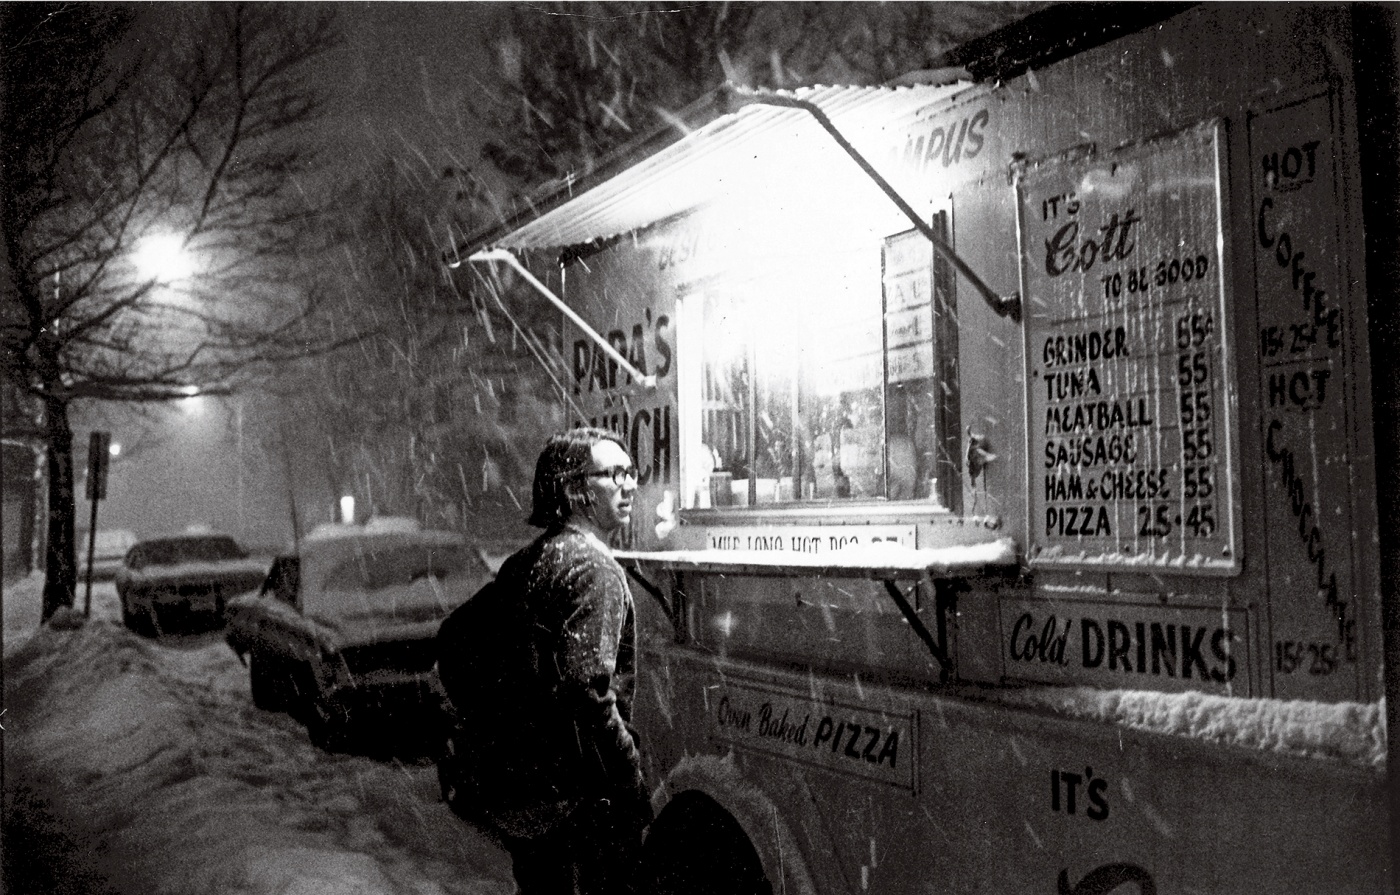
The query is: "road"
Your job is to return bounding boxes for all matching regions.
[2,575,514,895]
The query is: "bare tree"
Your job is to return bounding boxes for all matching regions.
[464,1,1036,192]
[268,157,562,545]
[0,3,342,620]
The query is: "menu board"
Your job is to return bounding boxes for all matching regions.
[1249,90,1364,699]
[1017,122,1239,572]
[883,229,936,384]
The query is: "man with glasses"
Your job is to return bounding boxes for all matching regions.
[453,426,648,895]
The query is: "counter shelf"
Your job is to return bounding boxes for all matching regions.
[617,539,1018,681]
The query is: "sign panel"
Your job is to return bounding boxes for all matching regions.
[883,229,935,385]
[999,595,1251,695]
[704,524,915,553]
[1249,90,1363,700]
[707,678,918,791]
[1018,122,1240,572]
[705,526,912,554]
[86,431,111,501]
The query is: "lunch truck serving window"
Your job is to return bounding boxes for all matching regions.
[1017,122,1240,571]
[685,214,959,511]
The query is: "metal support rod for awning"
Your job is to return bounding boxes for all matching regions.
[882,579,952,681]
[466,248,657,390]
[736,91,1022,323]
[622,564,681,636]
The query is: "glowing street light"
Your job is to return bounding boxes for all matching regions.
[133,232,195,284]
[178,384,204,415]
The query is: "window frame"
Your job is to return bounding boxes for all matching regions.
[677,208,961,518]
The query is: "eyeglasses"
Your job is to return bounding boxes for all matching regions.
[585,465,638,486]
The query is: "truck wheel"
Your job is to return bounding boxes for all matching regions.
[249,652,284,712]
[640,792,772,895]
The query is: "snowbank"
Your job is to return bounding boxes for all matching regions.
[3,573,44,648]
[3,586,512,895]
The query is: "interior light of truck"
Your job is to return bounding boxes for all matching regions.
[654,490,677,541]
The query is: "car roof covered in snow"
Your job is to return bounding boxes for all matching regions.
[290,528,487,620]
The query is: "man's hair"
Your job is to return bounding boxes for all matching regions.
[528,426,628,528]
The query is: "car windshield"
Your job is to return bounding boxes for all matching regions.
[321,543,484,593]
[134,536,247,566]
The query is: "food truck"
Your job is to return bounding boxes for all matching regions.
[452,5,1398,892]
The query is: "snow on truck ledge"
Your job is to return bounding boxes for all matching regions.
[972,684,1386,769]
[617,537,1019,575]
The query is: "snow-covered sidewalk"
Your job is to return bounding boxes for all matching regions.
[3,575,513,894]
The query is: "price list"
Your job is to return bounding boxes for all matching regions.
[1018,123,1239,572]
[882,228,935,384]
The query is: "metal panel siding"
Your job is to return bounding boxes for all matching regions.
[534,13,1396,892]
[559,220,689,552]
[692,574,932,679]
[634,646,1388,895]
[609,8,1391,895]
[951,175,1027,535]
[921,5,1377,702]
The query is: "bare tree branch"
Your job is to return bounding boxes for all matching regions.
[0,1,344,619]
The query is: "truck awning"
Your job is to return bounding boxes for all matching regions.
[449,80,974,259]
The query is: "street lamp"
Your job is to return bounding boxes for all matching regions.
[178,384,204,416]
[133,232,195,284]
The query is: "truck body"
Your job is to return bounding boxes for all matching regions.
[456,5,1399,891]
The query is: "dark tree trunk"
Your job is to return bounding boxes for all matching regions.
[40,396,75,621]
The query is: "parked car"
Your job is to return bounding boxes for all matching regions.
[224,525,490,751]
[80,529,139,580]
[116,534,269,634]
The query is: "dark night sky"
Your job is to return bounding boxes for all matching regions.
[73,3,520,545]
[318,2,509,170]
